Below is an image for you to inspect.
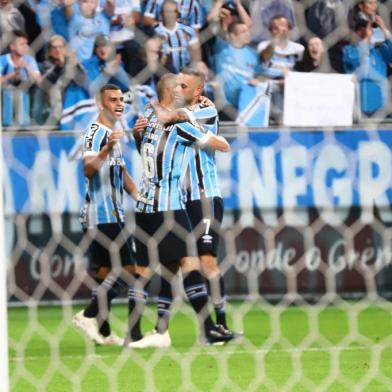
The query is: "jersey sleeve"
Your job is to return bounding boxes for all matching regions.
[175,120,206,143]
[186,106,219,135]
[83,123,106,156]
[191,106,217,121]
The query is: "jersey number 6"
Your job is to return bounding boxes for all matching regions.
[142,142,155,179]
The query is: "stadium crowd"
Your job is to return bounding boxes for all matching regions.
[1,0,392,129]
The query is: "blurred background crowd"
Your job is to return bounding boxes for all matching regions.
[1,0,392,130]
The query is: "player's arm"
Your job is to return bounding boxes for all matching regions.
[199,132,230,152]
[151,101,191,125]
[176,122,230,152]
[151,100,215,125]
[84,128,123,178]
[123,168,139,201]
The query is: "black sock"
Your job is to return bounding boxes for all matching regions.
[207,275,227,328]
[128,274,149,341]
[92,277,111,337]
[155,276,173,334]
[183,270,215,333]
[83,275,128,337]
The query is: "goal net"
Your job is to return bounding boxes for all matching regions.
[3,125,392,391]
[2,0,392,390]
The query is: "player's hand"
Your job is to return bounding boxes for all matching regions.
[108,128,124,150]
[133,116,147,134]
[199,96,214,107]
[151,101,174,124]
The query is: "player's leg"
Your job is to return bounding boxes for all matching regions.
[191,197,242,337]
[199,252,227,326]
[124,212,160,347]
[155,262,180,335]
[188,197,228,326]
[73,223,133,345]
[179,255,233,345]
[126,263,151,344]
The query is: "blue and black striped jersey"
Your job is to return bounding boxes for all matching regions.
[154,22,199,74]
[181,104,222,200]
[80,122,126,227]
[136,105,208,212]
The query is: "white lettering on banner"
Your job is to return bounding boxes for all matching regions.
[30,249,88,280]
[238,147,278,226]
[281,146,308,225]
[235,243,296,273]
[2,160,14,215]
[29,151,80,214]
[305,247,321,271]
[313,145,352,225]
[235,241,392,273]
[358,141,392,223]
[233,141,392,225]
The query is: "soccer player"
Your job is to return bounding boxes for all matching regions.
[72,84,150,346]
[125,73,234,348]
[149,68,243,341]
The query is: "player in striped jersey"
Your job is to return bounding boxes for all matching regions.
[73,84,151,346]
[153,0,202,74]
[126,73,234,348]
[151,68,243,339]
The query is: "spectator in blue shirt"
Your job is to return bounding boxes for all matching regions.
[215,21,258,109]
[0,31,41,126]
[343,14,392,117]
[68,0,111,61]
[82,34,131,96]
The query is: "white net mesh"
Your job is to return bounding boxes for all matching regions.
[2,0,392,390]
[4,126,392,391]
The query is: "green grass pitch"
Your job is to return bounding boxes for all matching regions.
[8,302,392,391]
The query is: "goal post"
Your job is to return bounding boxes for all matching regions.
[0,125,10,392]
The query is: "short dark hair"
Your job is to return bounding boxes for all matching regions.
[353,13,370,31]
[11,30,29,42]
[98,84,122,99]
[227,21,244,35]
[180,67,205,85]
[269,15,292,31]
[157,73,177,100]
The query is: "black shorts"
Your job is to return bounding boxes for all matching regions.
[186,197,223,256]
[85,222,135,272]
[133,210,197,266]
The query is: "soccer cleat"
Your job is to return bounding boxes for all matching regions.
[201,324,235,346]
[217,325,244,340]
[124,330,171,349]
[72,311,104,345]
[99,333,124,346]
